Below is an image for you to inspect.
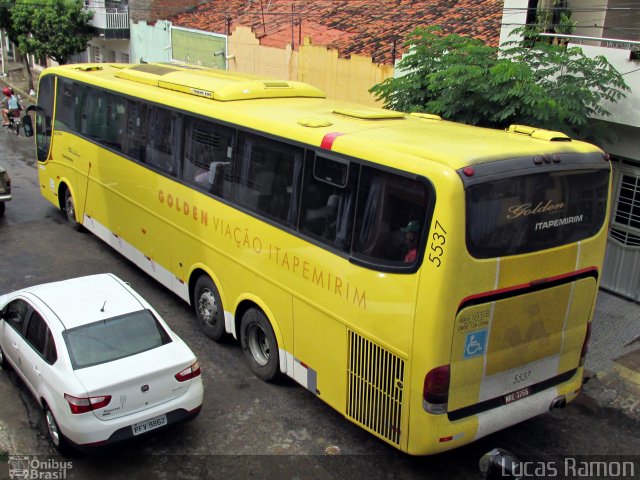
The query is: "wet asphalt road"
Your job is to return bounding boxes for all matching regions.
[0,130,639,480]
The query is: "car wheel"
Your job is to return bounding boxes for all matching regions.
[45,407,69,454]
[194,275,225,341]
[240,308,281,382]
[0,201,4,217]
[64,189,82,231]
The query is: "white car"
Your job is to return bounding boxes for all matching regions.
[0,273,203,452]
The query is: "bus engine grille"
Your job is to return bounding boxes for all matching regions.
[346,330,405,445]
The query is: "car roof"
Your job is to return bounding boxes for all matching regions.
[22,274,146,330]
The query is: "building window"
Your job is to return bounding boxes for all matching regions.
[92,46,101,63]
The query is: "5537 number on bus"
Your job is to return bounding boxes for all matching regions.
[429,220,447,267]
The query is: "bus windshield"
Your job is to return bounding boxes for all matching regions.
[466,168,609,258]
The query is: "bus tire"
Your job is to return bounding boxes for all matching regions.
[194,275,226,341]
[0,201,5,217]
[240,308,281,382]
[64,189,82,231]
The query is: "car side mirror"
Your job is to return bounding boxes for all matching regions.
[479,448,522,480]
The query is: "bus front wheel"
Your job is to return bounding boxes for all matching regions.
[64,189,82,231]
[194,275,226,341]
[240,308,281,382]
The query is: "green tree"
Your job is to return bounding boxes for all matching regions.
[11,0,93,89]
[370,27,629,144]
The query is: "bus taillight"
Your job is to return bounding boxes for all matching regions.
[579,322,592,367]
[423,365,450,414]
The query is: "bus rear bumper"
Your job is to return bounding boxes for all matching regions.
[406,368,583,455]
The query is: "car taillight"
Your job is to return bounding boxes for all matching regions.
[423,365,450,414]
[579,322,592,367]
[175,361,201,382]
[64,393,112,414]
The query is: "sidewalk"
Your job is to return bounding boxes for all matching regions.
[583,289,640,419]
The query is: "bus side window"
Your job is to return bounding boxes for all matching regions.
[299,155,357,252]
[54,79,76,132]
[182,116,234,199]
[123,100,148,163]
[103,93,126,151]
[146,107,178,176]
[232,132,302,226]
[80,89,105,141]
[352,166,433,266]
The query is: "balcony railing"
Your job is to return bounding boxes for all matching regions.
[538,33,640,50]
[85,6,129,38]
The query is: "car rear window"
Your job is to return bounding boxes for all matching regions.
[466,169,609,258]
[63,310,172,369]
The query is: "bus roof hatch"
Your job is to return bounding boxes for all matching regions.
[115,63,326,101]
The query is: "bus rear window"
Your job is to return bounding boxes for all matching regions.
[466,169,609,258]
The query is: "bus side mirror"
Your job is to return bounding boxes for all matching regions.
[479,448,522,480]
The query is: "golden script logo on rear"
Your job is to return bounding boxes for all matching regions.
[507,200,566,219]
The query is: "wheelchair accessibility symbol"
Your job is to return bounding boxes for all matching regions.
[464,329,488,359]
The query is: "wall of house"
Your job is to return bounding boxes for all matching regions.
[568,0,607,40]
[227,26,298,80]
[298,38,393,106]
[226,26,391,106]
[86,39,130,63]
[574,43,640,132]
[130,20,172,64]
[172,27,226,69]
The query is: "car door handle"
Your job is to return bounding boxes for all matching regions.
[11,342,18,350]
[33,366,41,376]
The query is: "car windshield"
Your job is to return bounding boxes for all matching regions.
[63,309,172,369]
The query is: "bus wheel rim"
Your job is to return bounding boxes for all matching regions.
[247,323,269,366]
[46,411,60,446]
[66,194,75,220]
[198,289,218,325]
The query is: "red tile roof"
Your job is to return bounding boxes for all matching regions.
[170,0,504,65]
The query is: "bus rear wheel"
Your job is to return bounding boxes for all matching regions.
[240,308,280,382]
[64,189,82,231]
[194,275,226,341]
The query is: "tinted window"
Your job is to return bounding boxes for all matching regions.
[103,93,126,151]
[146,107,178,175]
[55,79,80,131]
[3,299,30,334]
[122,99,148,163]
[36,75,54,162]
[352,167,433,266]
[232,132,303,225]
[44,330,57,365]
[183,117,235,197]
[25,311,48,355]
[466,169,610,258]
[300,156,357,251]
[63,310,172,369]
[80,87,106,140]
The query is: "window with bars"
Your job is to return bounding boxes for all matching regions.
[612,173,640,246]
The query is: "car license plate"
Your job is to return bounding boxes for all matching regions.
[504,387,531,405]
[132,414,167,436]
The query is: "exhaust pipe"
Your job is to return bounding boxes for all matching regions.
[550,396,567,410]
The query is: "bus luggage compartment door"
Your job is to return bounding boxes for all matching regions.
[448,276,596,414]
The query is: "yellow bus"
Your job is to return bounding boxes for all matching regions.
[34,63,610,455]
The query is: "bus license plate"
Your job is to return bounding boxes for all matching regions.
[132,414,167,436]
[504,387,530,405]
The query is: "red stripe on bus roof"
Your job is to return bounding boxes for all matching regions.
[321,132,343,150]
